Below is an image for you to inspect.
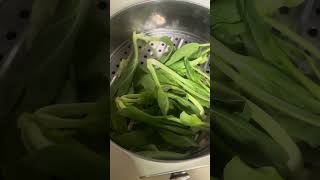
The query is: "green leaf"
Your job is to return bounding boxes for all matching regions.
[167,93,200,116]
[137,74,156,92]
[212,41,320,128]
[131,144,159,151]
[240,32,262,58]
[212,25,245,53]
[239,0,320,100]
[80,95,108,135]
[211,0,246,52]
[214,82,303,175]
[25,0,60,49]
[179,111,207,127]
[213,38,320,114]
[112,34,175,97]
[148,59,210,105]
[169,56,209,75]
[16,0,91,113]
[18,113,54,152]
[112,130,154,149]
[33,103,96,129]
[147,59,170,115]
[111,104,128,133]
[115,103,193,135]
[159,36,176,63]
[254,0,283,15]
[54,66,77,104]
[137,151,189,160]
[119,93,154,106]
[275,116,320,148]
[22,144,107,180]
[214,109,289,173]
[157,88,170,115]
[275,36,320,81]
[184,57,202,83]
[0,121,33,180]
[247,101,303,173]
[224,157,284,180]
[211,0,242,26]
[264,17,320,63]
[159,130,197,148]
[165,43,207,66]
[35,103,94,118]
[72,4,108,101]
[281,0,304,7]
[110,32,140,97]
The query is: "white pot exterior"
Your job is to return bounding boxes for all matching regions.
[111,140,210,178]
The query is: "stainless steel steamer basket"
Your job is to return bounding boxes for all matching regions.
[110,0,210,178]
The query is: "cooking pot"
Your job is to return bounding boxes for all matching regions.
[110,0,210,179]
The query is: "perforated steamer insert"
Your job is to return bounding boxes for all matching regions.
[110,29,211,80]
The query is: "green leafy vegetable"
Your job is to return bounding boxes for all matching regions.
[224,157,284,180]
[212,0,320,179]
[165,43,209,66]
[239,0,320,100]
[159,130,197,148]
[110,33,210,160]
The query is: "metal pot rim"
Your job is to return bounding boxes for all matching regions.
[110,140,210,163]
[110,0,209,19]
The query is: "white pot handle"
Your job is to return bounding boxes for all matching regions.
[170,172,191,180]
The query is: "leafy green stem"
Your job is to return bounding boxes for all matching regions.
[264,16,320,61]
[147,58,210,102]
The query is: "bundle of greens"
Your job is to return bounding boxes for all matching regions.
[212,0,320,179]
[110,32,210,160]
